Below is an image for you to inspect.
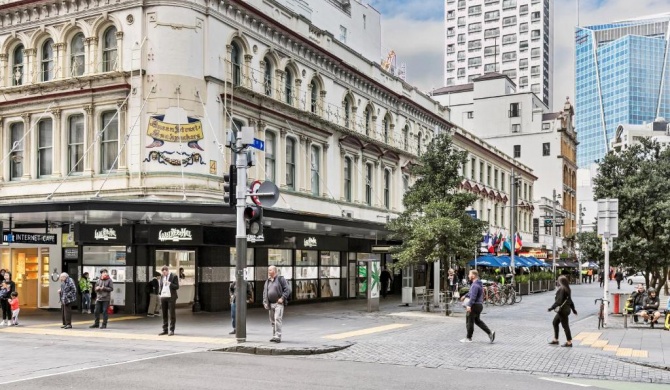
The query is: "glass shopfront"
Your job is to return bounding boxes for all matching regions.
[155,249,195,304]
[82,245,129,306]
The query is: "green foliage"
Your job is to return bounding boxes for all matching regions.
[388,132,486,270]
[576,231,604,263]
[516,274,530,284]
[593,138,670,291]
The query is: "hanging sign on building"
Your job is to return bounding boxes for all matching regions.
[3,231,57,245]
[74,225,132,244]
[148,226,203,245]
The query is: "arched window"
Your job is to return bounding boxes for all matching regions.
[230,42,242,86]
[265,131,276,181]
[383,115,391,144]
[310,82,319,114]
[384,169,391,209]
[284,67,293,105]
[102,27,118,72]
[263,57,273,96]
[286,137,296,190]
[71,33,85,76]
[12,45,24,86]
[41,39,54,82]
[365,107,373,136]
[403,125,409,150]
[344,157,352,202]
[311,145,320,196]
[365,164,373,206]
[344,98,352,129]
[38,119,53,177]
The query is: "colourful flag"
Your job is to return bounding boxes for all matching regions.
[487,233,495,253]
[515,232,522,250]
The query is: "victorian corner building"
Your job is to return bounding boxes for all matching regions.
[0,0,536,313]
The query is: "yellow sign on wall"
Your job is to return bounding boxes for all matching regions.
[147,117,204,144]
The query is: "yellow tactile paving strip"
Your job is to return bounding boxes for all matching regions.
[323,324,411,340]
[29,316,142,328]
[0,326,234,345]
[573,332,648,359]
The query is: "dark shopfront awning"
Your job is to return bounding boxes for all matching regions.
[0,199,390,240]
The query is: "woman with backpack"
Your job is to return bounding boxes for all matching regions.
[548,275,578,347]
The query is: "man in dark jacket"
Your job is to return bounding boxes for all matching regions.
[58,273,77,329]
[229,280,253,334]
[263,265,291,343]
[460,270,495,344]
[380,266,392,298]
[147,272,160,317]
[158,266,179,336]
[90,269,114,329]
[615,269,624,289]
[630,284,646,323]
[641,288,661,324]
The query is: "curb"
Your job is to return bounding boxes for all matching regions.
[211,341,354,356]
[613,357,670,372]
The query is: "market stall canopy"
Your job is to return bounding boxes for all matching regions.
[581,261,599,269]
[468,255,504,267]
[498,255,530,267]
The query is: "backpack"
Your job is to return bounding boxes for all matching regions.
[145,281,154,295]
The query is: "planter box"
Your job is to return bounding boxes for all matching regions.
[548,281,556,291]
[518,282,530,295]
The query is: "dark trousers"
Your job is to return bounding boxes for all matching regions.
[553,312,572,341]
[62,302,73,325]
[466,303,491,339]
[231,302,236,329]
[616,280,621,289]
[161,297,176,332]
[381,281,389,298]
[0,299,10,320]
[93,300,110,325]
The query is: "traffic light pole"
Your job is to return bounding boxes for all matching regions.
[234,135,248,343]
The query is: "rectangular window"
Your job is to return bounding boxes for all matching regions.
[468,57,482,68]
[470,158,476,179]
[447,10,455,20]
[468,40,482,51]
[310,145,320,196]
[519,23,529,33]
[502,51,517,62]
[447,44,455,54]
[68,115,84,173]
[101,112,118,172]
[339,25,347,43]
[502,34,517,45]
[519,40,528,51]
[519,4,528,15]
[487,165,491,186]
[513,145,521,158]
[531,30,541,40]
[531,11,541,22]
[502,69,516,79]
[485,10,500,21]
[467,111,474,119]
[519,76,528,87]
[542,142,551,156]
[447,77,455,86]
[519,58,528,69]
[531,83,540,93]
[458,0,466,9]
[542,123,551,131]
[468,22,482,33]
[265,131,276,182]
[494,168,499,189]
[447,27,455,37]
[502,16,517,27]
[531,65,540,76]
[468,5,482,16]
[512,124,521,133]
[479,161,484,183]
[484,46,499,56]
[458,68,466,77]
[447,61,455,71]
[457,34,466,44]
[286,137,296,190]
[457,51,466,61]
[484,63,497,73]
[457,17,466,27]
[502,0,516,9]
[531,48,540,58]
[484,28,500,38]
[501,172,506,193]
[509,103,520,117]
[344,157,352,202]
[38,119,53,177]
[10,122,24,180]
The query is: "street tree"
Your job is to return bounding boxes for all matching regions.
[576,230,604,265]
[388,132,486,301]
[593,138,670,291]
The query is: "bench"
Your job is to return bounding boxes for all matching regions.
[414,286,433,310]
[624,309,668,329]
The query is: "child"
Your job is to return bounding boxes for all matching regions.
[9,292,19,326]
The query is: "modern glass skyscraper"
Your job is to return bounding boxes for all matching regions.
[575,14,670,167]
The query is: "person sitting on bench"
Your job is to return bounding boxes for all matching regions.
[641,288,661,325]
[629,284,646,323]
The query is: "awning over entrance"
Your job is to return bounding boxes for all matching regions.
[0,200,390,240]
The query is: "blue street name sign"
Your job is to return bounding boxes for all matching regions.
[251,138,265,151]
[466,210,477,219]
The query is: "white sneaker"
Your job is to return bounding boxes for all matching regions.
[459,338,472,343]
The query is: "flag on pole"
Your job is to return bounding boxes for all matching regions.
[515,232,523,250]
[487,233,495,253]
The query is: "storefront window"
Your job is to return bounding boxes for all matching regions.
[268,248,292,280]
[155,250,195,286]
[230,248,255,281]
[82,245,128,306]
[320,251,341,298]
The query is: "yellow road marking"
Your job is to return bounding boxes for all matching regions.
[631,350,648,358]
[616,348,633,357]
[323,324,411,340]
[0,326,233,345]
[31,316,143,328]
[590,340,608,348]
[602,345,619,352]
[573,332,602,341]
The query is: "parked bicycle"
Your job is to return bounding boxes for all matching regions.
[594,298,609,329]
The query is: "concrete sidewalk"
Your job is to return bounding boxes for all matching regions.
[3,297,424,355]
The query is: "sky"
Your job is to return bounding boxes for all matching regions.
[368,0,670,111]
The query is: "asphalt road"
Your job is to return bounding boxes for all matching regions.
[1,351,652,390]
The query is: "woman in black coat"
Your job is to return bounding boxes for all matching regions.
[548,275,578,347]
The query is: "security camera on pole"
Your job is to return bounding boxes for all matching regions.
[597,199,618,328]
[225,126,278,343]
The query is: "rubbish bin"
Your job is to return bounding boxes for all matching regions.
[610,292,629,315]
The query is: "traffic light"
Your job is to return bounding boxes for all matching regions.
[244,205,263,236]
[223,164,237,207]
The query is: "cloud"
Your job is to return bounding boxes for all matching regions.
[375,0,670,110]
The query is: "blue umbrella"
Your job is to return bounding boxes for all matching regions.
[467,255,502,267]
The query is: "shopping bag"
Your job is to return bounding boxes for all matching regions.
[107,304,114,314]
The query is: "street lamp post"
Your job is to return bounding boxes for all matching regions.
[552,189,561,278]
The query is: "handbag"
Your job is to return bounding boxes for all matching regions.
[553,298,568,313]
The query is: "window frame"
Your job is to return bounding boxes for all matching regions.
[37,118,53,177]
[513,145,521,158]
[263,57,273,97]
[102,26,118,72]
[100,111,119,172]
[344,157,352,202]
[68,114,85,174]
[230,42,242,86]
[70,32,86,77]
[365,163,373,206]
[41,39,54,82]
[284,67,294,105]
[265,131,276,181]
[542,142,551,156]
[9,122,24,180]
[12,44,24,86]
[285,137,296,190]
[310,144,320,196]
[383,169,391,209]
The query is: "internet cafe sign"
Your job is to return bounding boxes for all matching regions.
[3,231,57,245]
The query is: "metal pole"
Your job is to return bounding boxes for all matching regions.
[577,203,582,285]
[603,200,610,327]
[234,135,248,343]
[552,189,557,278]
[509,168,517,285]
